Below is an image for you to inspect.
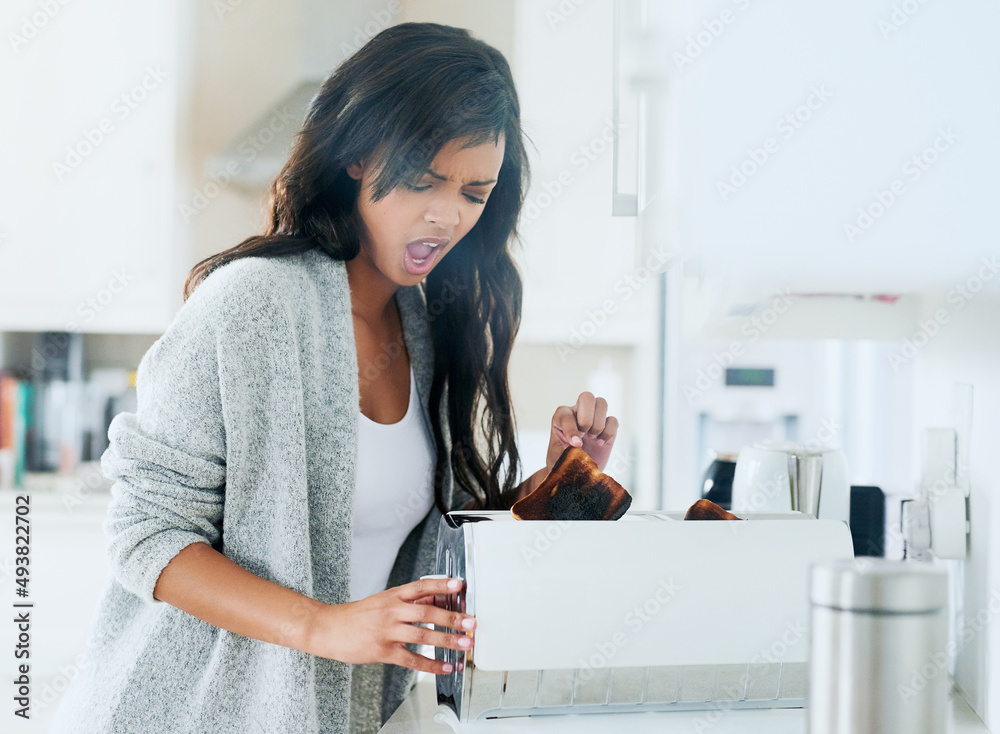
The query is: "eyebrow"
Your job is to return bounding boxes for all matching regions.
[426,168,497,187]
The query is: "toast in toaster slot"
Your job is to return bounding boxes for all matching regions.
[511,447,632,521]
[684,498,744,521]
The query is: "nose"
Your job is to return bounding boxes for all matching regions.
[424,192,460,230]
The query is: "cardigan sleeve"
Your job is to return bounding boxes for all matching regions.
[101,285,228,605]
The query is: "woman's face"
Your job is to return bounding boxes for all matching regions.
[346,135,505,287]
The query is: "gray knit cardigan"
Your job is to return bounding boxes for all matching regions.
[51,247,465,733]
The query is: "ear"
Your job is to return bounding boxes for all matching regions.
[345,161,364,180]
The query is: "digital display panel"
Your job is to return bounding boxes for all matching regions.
[725,368,775,387]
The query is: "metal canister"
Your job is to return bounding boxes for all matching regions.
[808,559,949,733]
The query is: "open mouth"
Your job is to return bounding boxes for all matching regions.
[403,237,449,275]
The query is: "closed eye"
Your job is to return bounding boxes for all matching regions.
[405,182,486,206]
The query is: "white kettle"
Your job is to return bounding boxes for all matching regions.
[731,440,851,524]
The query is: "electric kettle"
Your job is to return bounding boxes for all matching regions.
[731,440,850,524]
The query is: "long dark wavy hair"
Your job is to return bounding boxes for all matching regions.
[183,23,528,514]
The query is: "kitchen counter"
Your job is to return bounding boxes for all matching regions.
[379,676,991,733]
[0,480,113,732]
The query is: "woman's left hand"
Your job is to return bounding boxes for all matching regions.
[546,392,619,473]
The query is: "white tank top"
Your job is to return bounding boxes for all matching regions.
[350,365,436,602]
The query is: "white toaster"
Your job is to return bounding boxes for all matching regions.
[432,510,854,722]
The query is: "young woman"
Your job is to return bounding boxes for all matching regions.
[52,23,619,734]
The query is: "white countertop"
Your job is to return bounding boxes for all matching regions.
[379,676,991,734]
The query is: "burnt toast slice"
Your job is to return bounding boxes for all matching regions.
[684,498,743,521]
[511,447,632,521]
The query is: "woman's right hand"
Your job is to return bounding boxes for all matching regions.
[303,577,475,675]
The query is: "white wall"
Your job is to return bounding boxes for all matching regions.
[399,0,514,61]
[507,0,660,501]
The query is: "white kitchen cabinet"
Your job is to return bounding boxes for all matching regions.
[0,1,182,333]
[639,0,1000,293]
[510,0,657,347]
[496,2,664,508]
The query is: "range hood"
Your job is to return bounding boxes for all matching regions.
[205,0,407,189]
[680,275,924,341]
[206,80,321,190]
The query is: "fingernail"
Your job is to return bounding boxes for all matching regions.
[459,637,471,648]
[597,438,606,446]
[443,663,453,673]
[461,618,475,630]
[448,579,460,590]
[571,436,583,446]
